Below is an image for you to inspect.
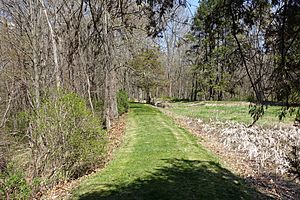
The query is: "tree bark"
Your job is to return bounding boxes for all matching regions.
[39,0,60,89]
[102,1,118,129]
[146,88,151,104]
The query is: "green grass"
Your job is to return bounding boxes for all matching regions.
[167,101,294,126]
[70,103,268,200]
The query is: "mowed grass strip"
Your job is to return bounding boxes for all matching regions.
[168,101,294,126]
[70,103,265,200]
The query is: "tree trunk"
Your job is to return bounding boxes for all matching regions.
[229,5,263,103]
[146,88,151,104]
[102,1,118,129]
[40,0,60,89]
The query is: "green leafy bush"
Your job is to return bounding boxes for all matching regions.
[28,92,107,185]
[0,164,31,200]
[117,90,129,115]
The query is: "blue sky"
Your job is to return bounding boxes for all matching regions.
[187,0,199,16]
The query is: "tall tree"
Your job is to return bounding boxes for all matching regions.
[130,48,165,104]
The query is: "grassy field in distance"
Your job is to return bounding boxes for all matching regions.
[166,101,295,126]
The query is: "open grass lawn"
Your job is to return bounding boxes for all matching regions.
[167,101,294,126]
[70,103,268,200]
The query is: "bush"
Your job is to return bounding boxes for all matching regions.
[160,96,189,103]
[117,90,129,115]
[170,98,190,103]
[0,164,31,200]
[28,92,107,186]
[246,95,256,102]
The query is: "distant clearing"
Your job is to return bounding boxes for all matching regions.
[167,101,294,126]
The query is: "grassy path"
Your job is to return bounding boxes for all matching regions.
[71,103,264,200]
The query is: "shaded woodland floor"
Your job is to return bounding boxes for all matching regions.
[71,103,271,200]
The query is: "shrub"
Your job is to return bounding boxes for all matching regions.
[246,95,256,102]
[117,90,129,115]
[170,98,190,103]
[159,96,189,103]
[0,164,31,200]
[28,92,107,186]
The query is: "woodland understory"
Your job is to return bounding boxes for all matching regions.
[0,0,299,199]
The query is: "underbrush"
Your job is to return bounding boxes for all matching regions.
[117,90,129,115]
[1,92,107,198]
[159,96,190,102]
[0,164,31,200]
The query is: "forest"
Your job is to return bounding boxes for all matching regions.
[0,0,299,199]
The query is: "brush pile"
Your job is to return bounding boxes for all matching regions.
[200,121,300,175]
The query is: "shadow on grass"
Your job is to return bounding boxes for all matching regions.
[78,159,272,200]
